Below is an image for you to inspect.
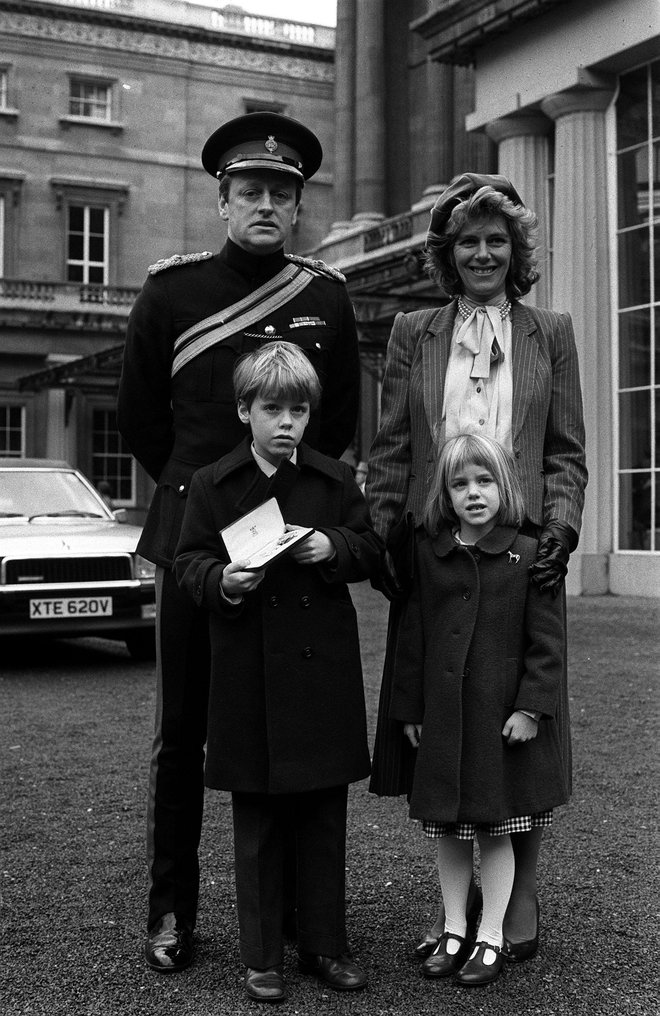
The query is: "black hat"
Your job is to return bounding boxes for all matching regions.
[201,111,323,184]
[428,172,524,237]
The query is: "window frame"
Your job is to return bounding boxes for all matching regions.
[613,59,659,554]
[66,204,110,286]
[0,403,26,457]
[86,401,136,508]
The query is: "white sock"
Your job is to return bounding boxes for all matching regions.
[476,832,515,950]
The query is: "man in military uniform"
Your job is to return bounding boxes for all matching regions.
[117,112,360,977]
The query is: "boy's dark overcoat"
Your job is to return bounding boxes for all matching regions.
[390,525,568,823]
[174,439,382,794]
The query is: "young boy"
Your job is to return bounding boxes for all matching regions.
[174,341,382,1004]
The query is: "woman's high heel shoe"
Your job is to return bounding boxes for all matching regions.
[503,897,539,962]
[413,883,483,958]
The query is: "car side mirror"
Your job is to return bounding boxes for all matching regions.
[112,507,127,523]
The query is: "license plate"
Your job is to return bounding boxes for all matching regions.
[29,596,113,619]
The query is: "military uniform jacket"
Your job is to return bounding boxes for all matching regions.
[390,525,568,823]
[117,240,360,568]
[173,439,383,795]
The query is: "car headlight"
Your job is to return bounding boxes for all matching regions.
[134,554,156,581]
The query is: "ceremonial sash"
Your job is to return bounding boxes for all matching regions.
[171,262,315,377]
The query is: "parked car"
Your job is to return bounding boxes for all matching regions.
[0,458,156,660]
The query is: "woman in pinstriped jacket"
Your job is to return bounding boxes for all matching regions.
[366,172,587,966]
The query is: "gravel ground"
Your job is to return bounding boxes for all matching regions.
[2,586,658,1016]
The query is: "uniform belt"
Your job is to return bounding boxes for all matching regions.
[171,262,314,377]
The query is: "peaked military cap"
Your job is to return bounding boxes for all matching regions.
[428,172,525,238]
[201,111,323,184]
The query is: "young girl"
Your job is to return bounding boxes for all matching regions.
[389,433,568,986]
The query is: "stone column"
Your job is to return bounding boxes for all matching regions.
[332,0,355,226]
[485,113,553,309]
[540,86,615,594]
[354,0,386,216]
[423,61,454,193]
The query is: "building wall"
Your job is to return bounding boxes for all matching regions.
[0,0,335,519]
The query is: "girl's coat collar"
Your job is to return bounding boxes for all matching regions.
[430,524,520,558]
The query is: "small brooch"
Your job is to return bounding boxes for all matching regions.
[507,551,520,564]
[265,135,278,153]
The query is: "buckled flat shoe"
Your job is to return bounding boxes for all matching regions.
[503,897,540,962]
[298,951,368,991]
[455,941,504,986]
[245,966,286,1003]
[414,883,483,958]
[144,912,193,973]
[422,932,473,978]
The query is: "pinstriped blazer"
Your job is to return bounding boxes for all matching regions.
[366,300,587,544]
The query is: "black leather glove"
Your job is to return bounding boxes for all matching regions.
[528,521,578,597]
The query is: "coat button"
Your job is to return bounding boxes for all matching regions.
[462,588,471,600]
[299,595,311,608]
[269,595,279,608]
[301,646,313,659]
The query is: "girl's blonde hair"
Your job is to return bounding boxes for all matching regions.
[233,340,321,409]
[424,433,525,535]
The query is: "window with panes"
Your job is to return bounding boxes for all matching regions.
[69,79,111,120]
[66,205,108,285]
[91,407,134,505]
[0,405,24,456]
[616,61,660,551]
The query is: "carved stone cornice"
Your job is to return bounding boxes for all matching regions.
[0,10,333,82]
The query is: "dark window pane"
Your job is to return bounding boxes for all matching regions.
[617,66,648,150]
[89,207,105,232]
[618,389,650,470]
[88,265,104,284]
[68,206,83,231]
[618,226,650,309]
[652,141,660,221]
[618,473,650,549]
[651,59,660,140]
[656,389,660,469]
[67,263,83,283]
[619,67,649,144]
[617,148,648,229]
[89,236,104,262]
[619,309,650,389]
[656,307,660,387]
[68,235,84,261]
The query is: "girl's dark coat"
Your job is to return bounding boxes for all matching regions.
[174,439,382,795]
[390,525,568,823]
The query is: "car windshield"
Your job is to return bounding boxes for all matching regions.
[0,469,110,520]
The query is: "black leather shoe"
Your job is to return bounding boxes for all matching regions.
[298,952,367,991]
[422,932,473,978]
[503,898,539,962]
[414,883,483,958]
[455,941,504,986]
[245,966,286,1003]
[144,913,193,973]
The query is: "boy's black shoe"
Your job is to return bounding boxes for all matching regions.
[298,952,367,990]
[245,966,286,1003]
[144,913,193,972]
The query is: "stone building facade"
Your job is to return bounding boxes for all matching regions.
[0,0,335,519]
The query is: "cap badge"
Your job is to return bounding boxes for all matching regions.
[265,135,278,154]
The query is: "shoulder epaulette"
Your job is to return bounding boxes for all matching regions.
[286,253,346,283]
[148,251,213,275]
